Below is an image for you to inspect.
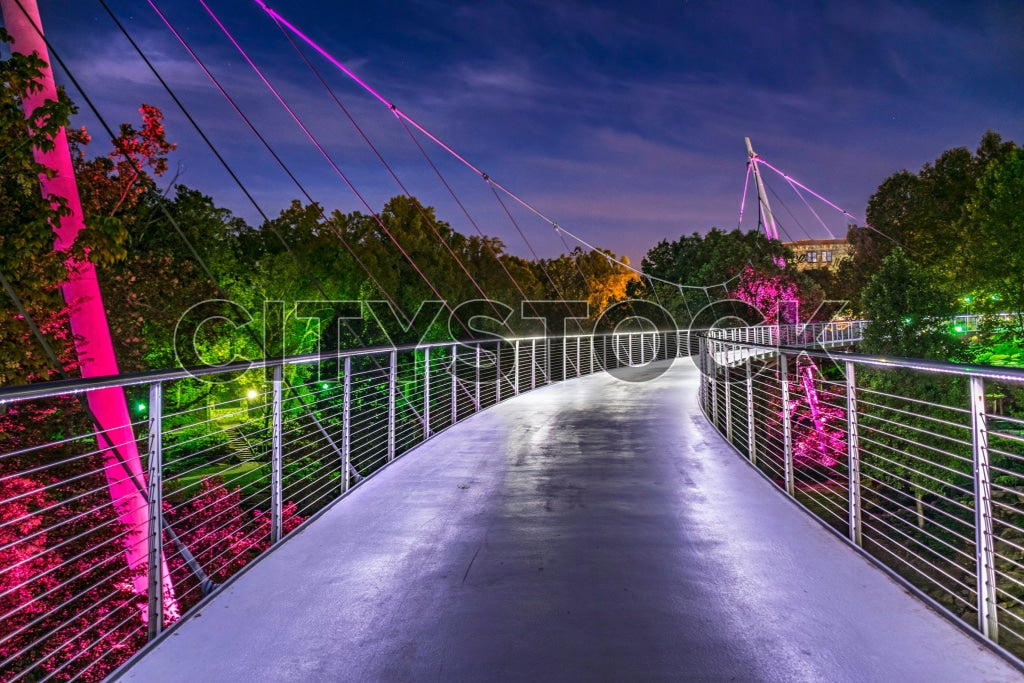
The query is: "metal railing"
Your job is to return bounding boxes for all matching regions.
[698,335,1024,663]
[0,321,863,680]
[705,319,869,348]
[0,329,705,681]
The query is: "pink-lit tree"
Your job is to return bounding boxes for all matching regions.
[732,264,801,324]
[732,265,845,469]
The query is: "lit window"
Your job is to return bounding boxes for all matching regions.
[806,251,818,263]
[823,251,832,262]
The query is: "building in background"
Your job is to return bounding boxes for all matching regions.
[784,238,851,272]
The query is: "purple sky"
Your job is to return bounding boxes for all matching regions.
[6,0,1023,265]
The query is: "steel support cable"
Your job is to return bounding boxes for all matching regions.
[487,182,585,332]
[780,172,836,239]
[101,0,419,472]
[765,182,814,244]
[252,1,749,309]
[100,0,408,335]
[128,0,437,437]
[271,25,522,338]
[554,222,744,293]
[137,0,412,336]
[9,0,350,597]
[755,157,915,254]
[554,224,595,296]
[737,161,752,229]
[195,0,474,341]
[389,114,547,322]
[485,180,589,331]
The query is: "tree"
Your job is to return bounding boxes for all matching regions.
[633,227,825,328]
[0,28,78,385]
[539,247,635,323]
[962,147,1024,329]
[860,131,1019,297]
[860,248,958,360]
[859,248,968,529]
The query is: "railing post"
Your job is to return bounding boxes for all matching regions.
[546,338,551,384]
[342,356,351,493]
[514,339,521,395]
[971,375,999,642]
[845,361,862,546]
[562,335,567,381]
[474,344,481,411]
[724,360,733,444]
[531,339,536,389]
[146,381,164,641]
[710,342,719,428]
[780,352,794,496]
[746,356,756,465]
[496,341,502,403]
[271,365,284,544]
[423,348,431,440]
[451,345,459,423]
[388,350,397,460]
[576,335,582,377]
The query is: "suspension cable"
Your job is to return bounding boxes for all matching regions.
[251,1,727,301]
[271,21,518,337]
[198,0,476,338]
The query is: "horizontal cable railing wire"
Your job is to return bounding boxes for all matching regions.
[0,322,858,679]
[697,330,1024,665]
[5,325,758,680]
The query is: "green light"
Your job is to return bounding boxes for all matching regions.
[963,296,973,304]
[902,316,912,324]
[246,389,258,400]
[322,383,329,390]
[954,324,965,334]
[136,402,146,412]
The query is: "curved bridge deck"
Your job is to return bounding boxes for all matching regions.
[118,362,1018,681]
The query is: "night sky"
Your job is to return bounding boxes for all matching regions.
[6,0,1023,265]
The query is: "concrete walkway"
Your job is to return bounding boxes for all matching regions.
[117,361,1022,682]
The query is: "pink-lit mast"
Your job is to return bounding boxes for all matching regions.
[0,0,177,614]
[745,136,779,242]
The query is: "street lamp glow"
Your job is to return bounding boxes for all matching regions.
[246,389,259,400]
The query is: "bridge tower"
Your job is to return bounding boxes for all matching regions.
[0,0,178,617]
[745,136,779,242]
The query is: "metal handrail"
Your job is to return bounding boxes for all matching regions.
[697,333,1024,663]
[0,322,864,679]
[2,328,709,680]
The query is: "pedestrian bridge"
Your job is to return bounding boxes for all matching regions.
[115,359,1017,681]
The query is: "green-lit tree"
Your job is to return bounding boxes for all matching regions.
[962,147,1024,329]
[859,248,967,529]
